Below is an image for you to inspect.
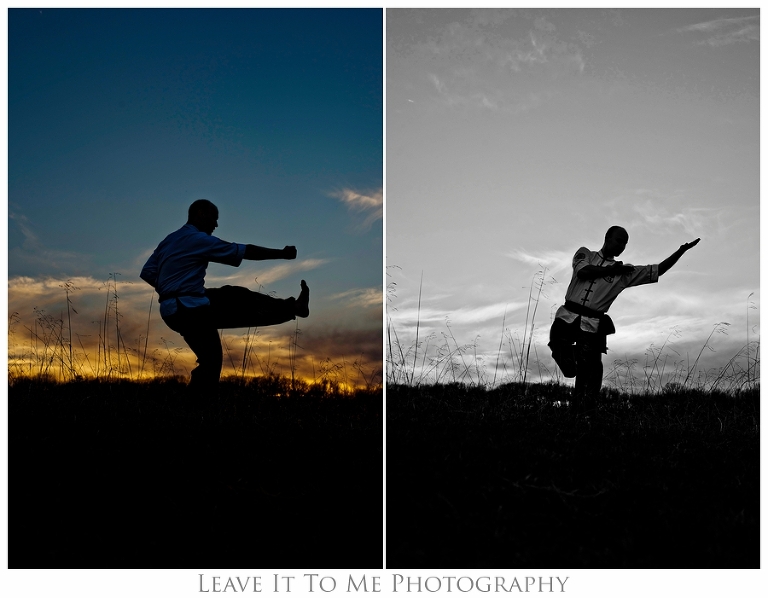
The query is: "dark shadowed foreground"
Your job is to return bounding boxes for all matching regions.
[387,382,759,568]
[10,377,382,568]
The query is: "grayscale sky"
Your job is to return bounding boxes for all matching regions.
[387,8,759,387]
[7,8,383,383]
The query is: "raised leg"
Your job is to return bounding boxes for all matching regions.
[205,284,307,329]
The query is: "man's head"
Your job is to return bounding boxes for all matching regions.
[188,199,219,235]
[603,225,629,258]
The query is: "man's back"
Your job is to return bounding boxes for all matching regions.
[141,224,245,299]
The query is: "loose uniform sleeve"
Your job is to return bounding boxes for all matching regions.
[621,264,659,288]
[140,251,159,288]
[195,235,246,267]
[572,247,591,276]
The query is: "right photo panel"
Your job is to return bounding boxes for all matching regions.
[386,8,759,569]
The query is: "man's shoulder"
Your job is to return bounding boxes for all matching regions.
[164,224,215,244]
[573,246,594,261]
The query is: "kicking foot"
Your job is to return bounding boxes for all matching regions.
[295,280,310,317]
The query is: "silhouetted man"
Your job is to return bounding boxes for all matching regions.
[549,226,699,409]
[140,199,310,396]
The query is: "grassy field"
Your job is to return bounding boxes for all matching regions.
[386,382,759,568]
[9,376,382,568]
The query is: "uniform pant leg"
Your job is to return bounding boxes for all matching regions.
[574,331,606,410]
[205,286,297,329]
[575,344,603,394]
[548,317,579,378]
[163,304,223,395]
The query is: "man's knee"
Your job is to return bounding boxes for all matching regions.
[550,341,577,378]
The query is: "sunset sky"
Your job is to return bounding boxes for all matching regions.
[387,8,759,388]
[7,8,383,384]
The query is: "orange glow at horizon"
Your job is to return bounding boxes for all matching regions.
[8,275,383,390]
[8,313,382,390]
[7,349,381,390]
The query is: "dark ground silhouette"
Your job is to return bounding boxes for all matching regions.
[10,377,382,568]
[387,382,758,568]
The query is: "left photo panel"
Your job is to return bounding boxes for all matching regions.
[8,8,383,568]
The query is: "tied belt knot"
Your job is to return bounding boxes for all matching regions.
[563,301,616,336]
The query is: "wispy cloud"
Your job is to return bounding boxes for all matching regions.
[603,190,732,240]
[394,301,528,328]
[206,258,330,288]
[622,195,728,240]
[415,14,584,113]
[331,188,383,231]
[448,302,524,325]
[506,248,574,273]
[8,275,106,302]
[328,287,382,309]
[632,204,711,238]
[9,210,91,276]
[676,15,759,46]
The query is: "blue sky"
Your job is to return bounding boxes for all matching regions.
[387,8,759,389]
[7,8,383,383]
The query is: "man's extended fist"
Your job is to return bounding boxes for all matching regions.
[283,246,297,260]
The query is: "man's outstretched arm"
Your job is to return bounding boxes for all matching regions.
[244,244,297,261]
[659,238,700,276]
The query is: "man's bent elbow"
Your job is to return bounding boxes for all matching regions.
[576,268,599,281]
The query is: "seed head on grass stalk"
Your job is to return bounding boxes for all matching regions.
[139,292,154,379]
[59,280,80,380]
[746,293,757,385]
[75,333,96,378]
[387,319,409,385]
[444,317,474,386]
[241,328,254,380]
[290,320,304,391]
[410,272,423,386]
[109,273,122,377]
[416,332,436,387]
[492,305,508,388]
[522,267,551,386]
[27,307,62,379]
[708,341,761,392]
[99,274,120,377]
[385,265,403,385]
[643,327,682,393]
[683,322,730,388]
[221,331,238,376]
[353,354,381,390]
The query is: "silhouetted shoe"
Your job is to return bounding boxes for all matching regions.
[551,344,577,378]
[296,280,309,318]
